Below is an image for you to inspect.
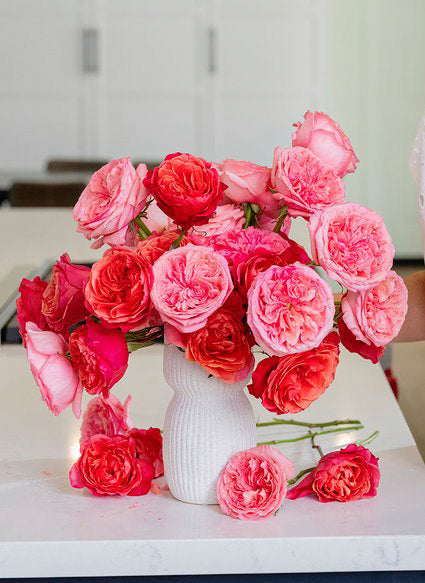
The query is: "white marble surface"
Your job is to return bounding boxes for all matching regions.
[0,343,425,577]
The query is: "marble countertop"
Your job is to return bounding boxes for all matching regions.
[1,343,424,578]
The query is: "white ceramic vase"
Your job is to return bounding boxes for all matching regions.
[162,343,256,505]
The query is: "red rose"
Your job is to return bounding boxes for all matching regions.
[338,315,385,364]
[16,276,49,345]
[69,434,154,496]
[41,254,90,337]
[287,444,380,502]
[248,332,340,414]
[69,318,128,398]
[279,234,311,265]
[85,246,156,332]
[186,308,254,383]
[127,427,163,478]
[143,153,226,230]
[233,251,288,303]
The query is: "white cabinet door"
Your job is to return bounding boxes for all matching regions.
[0,0,91,170]
[212,0,327,166]
[95,0,211,162]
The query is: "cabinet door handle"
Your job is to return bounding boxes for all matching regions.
[208,27,217,75]
[82,28,99,74]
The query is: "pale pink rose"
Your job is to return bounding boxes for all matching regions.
[73,158,149,249]
[309,203,394,291]
[151,244,233,333]
[201,226,290,267]
[256,212,291,235]
[218,159,279,215]
[341,271,408,347]
[80,394,133,451]
[247,264,335,356]
[25,322,82,418]
[271,146,345,218]
[292,111,359,177]
[217,445,294,520]
[191,204,245,237]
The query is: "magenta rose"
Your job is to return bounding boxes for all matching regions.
[217,445,294,520]
[69,318,129,398]
[85,246,156,331]
[287,444,380,503]
[41,253,90,337]
[292,111,359,177]
[247,264,335,356]
[80,394,132,450]
[309,203,394,291]
[341,270,408,347]
[25,322,83,417]
[151,244,233,333]
[192,203,245,237]
[69,434,155,496]
[218,159,278,215]
[271,146,345,218]
[16,276,49,346]
[73,158,149,249]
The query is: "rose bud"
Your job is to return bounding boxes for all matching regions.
[69,318,128,398]
[16,276,49,346]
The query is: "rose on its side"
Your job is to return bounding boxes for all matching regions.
[80,394,133,451]
[287,444,380,502]
[217,445,294,520]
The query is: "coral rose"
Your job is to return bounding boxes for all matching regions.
[25,322,82,417]
[127,427,164,478]
[69,434,154,496]
[287,444,380,502]
[217,445,294,520]
[247,264,335,356]
[341,271,408,347]
[337,314,385,364]
[143,153,226,229]
[135,229,181,264]
[69,318,128,398]
[41,253,90,337]
[85,246,156,332]
[16,276,49,346]
[151,244,233,333]
[73,158,149,249]
[186,308,255,382]
[218,159,278,215]
[271,146,345,218]
[248,332,340,414]
[292,111,359,177]
[309,203,394,291]
[80,394,133,450]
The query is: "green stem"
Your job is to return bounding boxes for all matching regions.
[171,228,185,249]
[243,204,253,229]
[257,424,364,446]
[256,418,362,429]
[358,430,379,446]
[273,205,288,233]
[134,216,152,239]
[287,466,316,486]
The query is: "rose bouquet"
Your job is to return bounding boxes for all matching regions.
[17,111,406,515]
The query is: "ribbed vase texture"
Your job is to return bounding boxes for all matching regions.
[162,344,256,504]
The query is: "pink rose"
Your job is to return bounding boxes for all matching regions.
[218,159,278,215]
[41,253,90,337]
[80,394,133,450]
[85,246,156,331]
[73,158,149,249]
[16,276,49,346]
[202,226,290,267]
[25,322,82,418]
[151,244,233,333]
[69,318,129,397]
[217,445,294,520]
[309,203,394,291]
[191,203,245,237]
[341,271,408,347]
[292,111,359,177]
[247,264,335,356]
[287,444,380,503]
[271,146,345,218]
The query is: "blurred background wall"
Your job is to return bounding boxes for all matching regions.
[0,0,425,257]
